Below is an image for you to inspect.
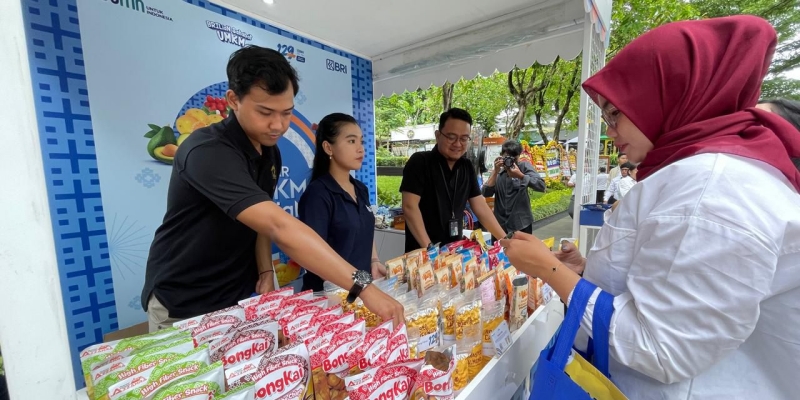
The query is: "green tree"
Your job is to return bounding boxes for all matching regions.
[608,0,700,58]
[374,87,441,148]
[452,73,513,133]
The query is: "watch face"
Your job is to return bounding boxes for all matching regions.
[353,270,373,286]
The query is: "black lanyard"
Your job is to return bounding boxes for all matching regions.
[438,163,459,219]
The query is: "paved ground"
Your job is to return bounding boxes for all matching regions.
[532,214,575,242]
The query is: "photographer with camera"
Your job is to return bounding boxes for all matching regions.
[482,140,546,236]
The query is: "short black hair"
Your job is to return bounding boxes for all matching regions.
[501,140,522,158]
[227,45,299,98]
[759,98,800,131]
[438,108,473,131]
[617,152,627,158]
[621,162,637,170]
[599,167,607,173]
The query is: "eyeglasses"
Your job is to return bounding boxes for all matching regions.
[442,133,471,145]
[601,104,620,128]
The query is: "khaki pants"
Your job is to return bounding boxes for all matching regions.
[147,294,181,333]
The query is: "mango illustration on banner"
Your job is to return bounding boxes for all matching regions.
[143,96,229,164]
[274,258,302,287]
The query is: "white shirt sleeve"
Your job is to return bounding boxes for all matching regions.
[578,214,777,384]
[604,178,618,202]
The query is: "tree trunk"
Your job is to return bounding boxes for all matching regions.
[552,60,582,140]
[442,81,454,112]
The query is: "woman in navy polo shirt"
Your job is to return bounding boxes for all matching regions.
[299,113,387,292]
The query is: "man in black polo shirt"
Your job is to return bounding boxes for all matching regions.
[400,108,506,252]
[142,46,402,331]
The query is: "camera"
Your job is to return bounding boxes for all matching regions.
[503,156,516,168]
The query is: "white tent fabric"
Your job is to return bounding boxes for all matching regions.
[213,0,611,97]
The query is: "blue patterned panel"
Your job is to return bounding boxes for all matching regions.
[22,0,117,387]
[22,0,376,388]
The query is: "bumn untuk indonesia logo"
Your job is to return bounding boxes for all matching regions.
[104,0,173,21]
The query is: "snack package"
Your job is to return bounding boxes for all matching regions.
[462,270,476,293]
[248,342,312,400]
[104,337,200,400]
[217,382,255,400]
[82,328,186,399]
[510,275,529,332]
[347,321,394,375]
[415,261,436,298]
[384,324,411,365]
[385,256,406,281]
[426,245,440,265]
[311,319,367,400]
[225,354,263,389]
[111,345,211,400]
[173,306,245,333]
[457,321,484,382]
[214,324,278,370]
[150,361,225,400]
[440,288,462,345]
[528,277,543,314]
[354,297,383,329]
[92,336,198,400]
[454,292,481,342]
[477,269,498,305]
[405,297,440,358]
[151,380,220,400]
[239,287,295,321]
[406,257,420,292]
[410,345,456,400]
[405,249,424,267]
[481,299,505,362]
[347,359,425,400]
[452,349,469,394]
[487,246,503,271]
[447,259,463,291]
[324,282,357,314]
[311,312,357,347]
[270,291,319,321]
[280,300,326,340]
[434,268,450,288]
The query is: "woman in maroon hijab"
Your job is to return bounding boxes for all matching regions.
[502,15,800,398]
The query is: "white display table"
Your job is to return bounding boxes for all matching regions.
[76,298,564,400]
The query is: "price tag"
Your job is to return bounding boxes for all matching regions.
[490,320,513,356]
[418,330,441,352]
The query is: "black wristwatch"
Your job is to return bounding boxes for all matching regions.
[346,270,373,303]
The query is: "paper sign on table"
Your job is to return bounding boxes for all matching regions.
[490,320,513,356]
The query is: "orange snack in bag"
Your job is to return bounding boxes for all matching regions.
[416,262,436,297]
[311,320,367,400]
[447,259,463,291]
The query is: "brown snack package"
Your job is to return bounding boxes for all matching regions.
[510,275,530,332]
[416,261,436,298]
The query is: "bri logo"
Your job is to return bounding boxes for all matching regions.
[105,0,144,12]
[326,59,348,74]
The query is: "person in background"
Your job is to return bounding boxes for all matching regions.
[400,108,506,251]
[482,140,545,236]
[607,152,628,181]
[757,98,800,130]
[616,162,638,200]
[603,164,629,204]
[566,168,591,219]
[501,16,800,398]
[595,166,609,203]
[141,46,403,332]
[299,113,386,292]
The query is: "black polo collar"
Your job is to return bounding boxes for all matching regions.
[318,173,366,204]
[223,113,266,161]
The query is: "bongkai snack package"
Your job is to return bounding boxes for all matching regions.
[239,287,295,321]
[347,359,425,400]
[249,342,313,400]
[311,319,367,400]
[410,346,456,400]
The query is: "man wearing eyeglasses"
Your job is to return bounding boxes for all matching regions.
[400,108,506,252]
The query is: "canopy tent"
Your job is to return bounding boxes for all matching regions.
[215,0,611,96]
[213,0,612,237]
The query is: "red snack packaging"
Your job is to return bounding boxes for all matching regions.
[239,287,294,321]
[347,320,394,375]
[209,318,279,369]
[347,359,425,400]
[248,342,313,400]
[410,346,457,400]
[311,320,367,400]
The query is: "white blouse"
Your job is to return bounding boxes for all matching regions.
[579,153,800,399]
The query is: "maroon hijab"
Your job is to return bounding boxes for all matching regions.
[582,15,800,192]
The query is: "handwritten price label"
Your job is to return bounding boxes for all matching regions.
[418,330,441,352]
[490,321,513,356]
